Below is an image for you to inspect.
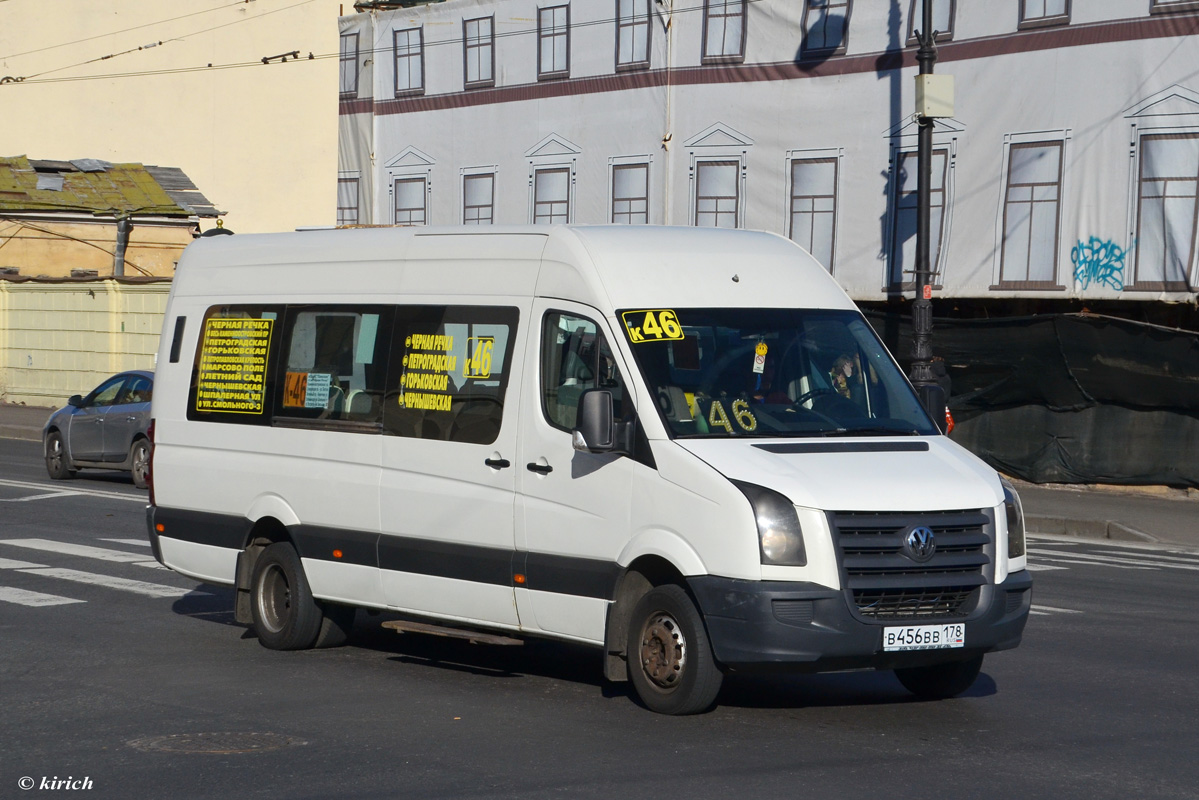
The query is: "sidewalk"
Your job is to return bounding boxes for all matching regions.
[3,401,1196,549]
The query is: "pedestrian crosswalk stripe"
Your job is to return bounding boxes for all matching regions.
[1026,563,1069,571]
[0,538,158,566]
[1028,549,1199,571]
[16,567,210,599]
[0,556,47,570]
[1031,604,1082,614]
[0,490,80,503]
[99,539,151,547]
[0,478,144,503]
[0,586,85,607]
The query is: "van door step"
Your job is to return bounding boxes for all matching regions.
[381,619,524,646]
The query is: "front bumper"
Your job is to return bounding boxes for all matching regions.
[687,570,1033,672]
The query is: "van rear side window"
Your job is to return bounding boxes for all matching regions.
[274,306,393,425]
[188,305,282,424]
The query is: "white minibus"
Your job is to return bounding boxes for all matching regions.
[147,225,1030,714]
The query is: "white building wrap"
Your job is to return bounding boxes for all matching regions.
[337,0,1199,303]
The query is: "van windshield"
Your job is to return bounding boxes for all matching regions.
[618,308,938,438]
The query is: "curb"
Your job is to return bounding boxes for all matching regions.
[1026,515,1158,543]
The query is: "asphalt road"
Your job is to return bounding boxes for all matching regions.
[1,438,1197,799]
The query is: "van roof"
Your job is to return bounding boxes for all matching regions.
[171,225,856,313]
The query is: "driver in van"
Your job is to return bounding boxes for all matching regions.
[830,354,856,400]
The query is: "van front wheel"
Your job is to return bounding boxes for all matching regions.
[627,585,723,715]
[251,542,323,650]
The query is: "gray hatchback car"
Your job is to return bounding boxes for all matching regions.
[43,370,154,489]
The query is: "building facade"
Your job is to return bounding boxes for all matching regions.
[1,0,343,234]
[338,0,1199,303]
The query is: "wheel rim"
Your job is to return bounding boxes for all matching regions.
[638,611,687,691]
[47,435,62,470]
[132,443,149,484]
[257,564,291,634]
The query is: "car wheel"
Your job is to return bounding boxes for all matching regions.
[130,438,150,489]
[250,542,324,650]
[894,654,985,699]
[626,584,724,715]
[45,431,76,480]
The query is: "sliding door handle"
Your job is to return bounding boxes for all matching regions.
[526,462,553,475]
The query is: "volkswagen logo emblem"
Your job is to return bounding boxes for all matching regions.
[904,526,937,562]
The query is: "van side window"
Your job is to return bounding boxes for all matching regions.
[541,311,627,431]
[383,305,518,444]
[187,305,283,424]
[274,306,393,425]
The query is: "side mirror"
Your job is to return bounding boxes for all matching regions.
[918,384,948,434]
[572,389,615,452]
[67,395,84,408]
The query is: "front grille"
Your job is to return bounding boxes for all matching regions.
[833,510,993,621]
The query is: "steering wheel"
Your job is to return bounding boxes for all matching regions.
[792,387,838,407]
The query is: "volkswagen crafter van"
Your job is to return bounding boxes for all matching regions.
[146,225,1031,715]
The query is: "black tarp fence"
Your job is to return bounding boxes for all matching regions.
[864,311,1199,487]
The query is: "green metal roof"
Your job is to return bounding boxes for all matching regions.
[0,156,220,218]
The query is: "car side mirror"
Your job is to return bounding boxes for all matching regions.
[572,389,615,453]
[67,395,84,408]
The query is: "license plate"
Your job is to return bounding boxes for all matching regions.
[883,623,965,652]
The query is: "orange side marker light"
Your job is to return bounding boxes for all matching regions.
[513,573,526,585]
[333,549,344,559]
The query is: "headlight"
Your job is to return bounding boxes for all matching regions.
[1001,477,1026,559]
[733,481,807,566]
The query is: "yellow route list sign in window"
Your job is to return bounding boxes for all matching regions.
[195,317,274,413]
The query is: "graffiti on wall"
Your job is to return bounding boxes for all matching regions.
[1072,236,1127,291]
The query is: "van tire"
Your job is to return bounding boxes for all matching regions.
[313,603,355,648]
[250,542,323,650]
[627,585,723,715]
[894,654,984,699]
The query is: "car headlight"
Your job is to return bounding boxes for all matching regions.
[733,481,806,567]
[1001,477,1026,559]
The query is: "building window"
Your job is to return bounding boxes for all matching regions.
[612,163,649,224]
[463,173,495,224]
[702,0,746,64]
[464,17,495,88]
[394,177,427,226]
[1018,0,1070,29]
[1150,0,1199,12]
[695,161,739,228]
[538,5,570,80]
[789,158,838,271]
[907,0,954,44]
[339,33,359,98]
[1132,133,1199,290]
[338,177,360,226]
[801,0,851,56]
[393,28,424,96]
[616,0,651,70]
[534,168,570,224]
[890,148,948,287]
[999,142,1063,287]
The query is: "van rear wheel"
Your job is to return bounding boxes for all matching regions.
[251,542,323,650]
[894,654,984,699]
[627,585,723,715]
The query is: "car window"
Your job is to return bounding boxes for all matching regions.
[122,375,152,405]
[86,376,126,408]
[541,311,628,431]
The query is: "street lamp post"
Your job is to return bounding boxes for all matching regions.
[910,0,952,429]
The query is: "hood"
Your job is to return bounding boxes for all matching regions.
[677,436,1003,513]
